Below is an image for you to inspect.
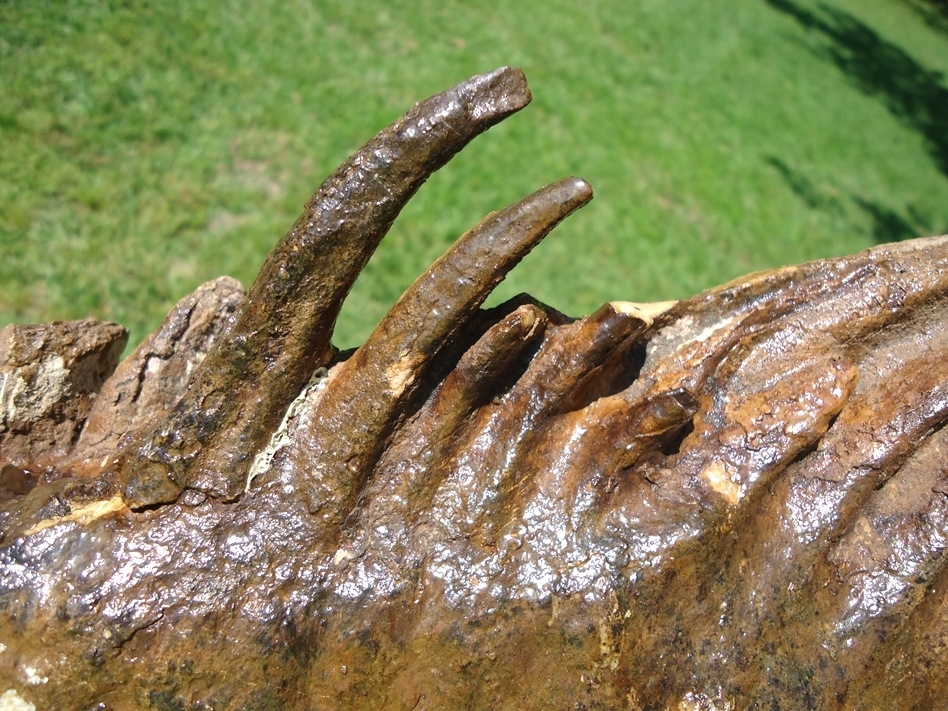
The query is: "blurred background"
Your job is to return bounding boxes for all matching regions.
[2,0,947,351]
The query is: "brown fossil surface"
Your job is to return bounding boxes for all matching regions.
[1,68,946,710]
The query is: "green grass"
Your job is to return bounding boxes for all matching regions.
[2,0,948,351]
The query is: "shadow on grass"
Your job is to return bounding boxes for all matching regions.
[765,157,837,211]
[852,196,926,243]
[765,0,948,178]
[767,156,932,243]
[903,0,948,35]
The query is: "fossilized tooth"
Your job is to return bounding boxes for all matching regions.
[1,68,947,710]
[119,66,533,508]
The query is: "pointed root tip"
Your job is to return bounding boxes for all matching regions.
[533,176,593,222]
[465,66,533,121]
[558,176,594,207]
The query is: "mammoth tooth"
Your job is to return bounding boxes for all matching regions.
[2,67,948,710]
[119,67,533,508]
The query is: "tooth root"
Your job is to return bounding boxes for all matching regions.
[458,304,654,536]
[351,303,550,527]
[430,302,549,423]
[296,177,594,521]
[119,67,533,509]
[503,302,651,424]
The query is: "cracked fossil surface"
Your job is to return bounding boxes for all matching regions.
[1,68,946,710]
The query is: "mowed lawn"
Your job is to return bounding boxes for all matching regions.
[2,0,947,350]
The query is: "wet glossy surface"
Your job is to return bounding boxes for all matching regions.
[1,69,946,709]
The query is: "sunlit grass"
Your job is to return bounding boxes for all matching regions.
[2,0,947,351]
